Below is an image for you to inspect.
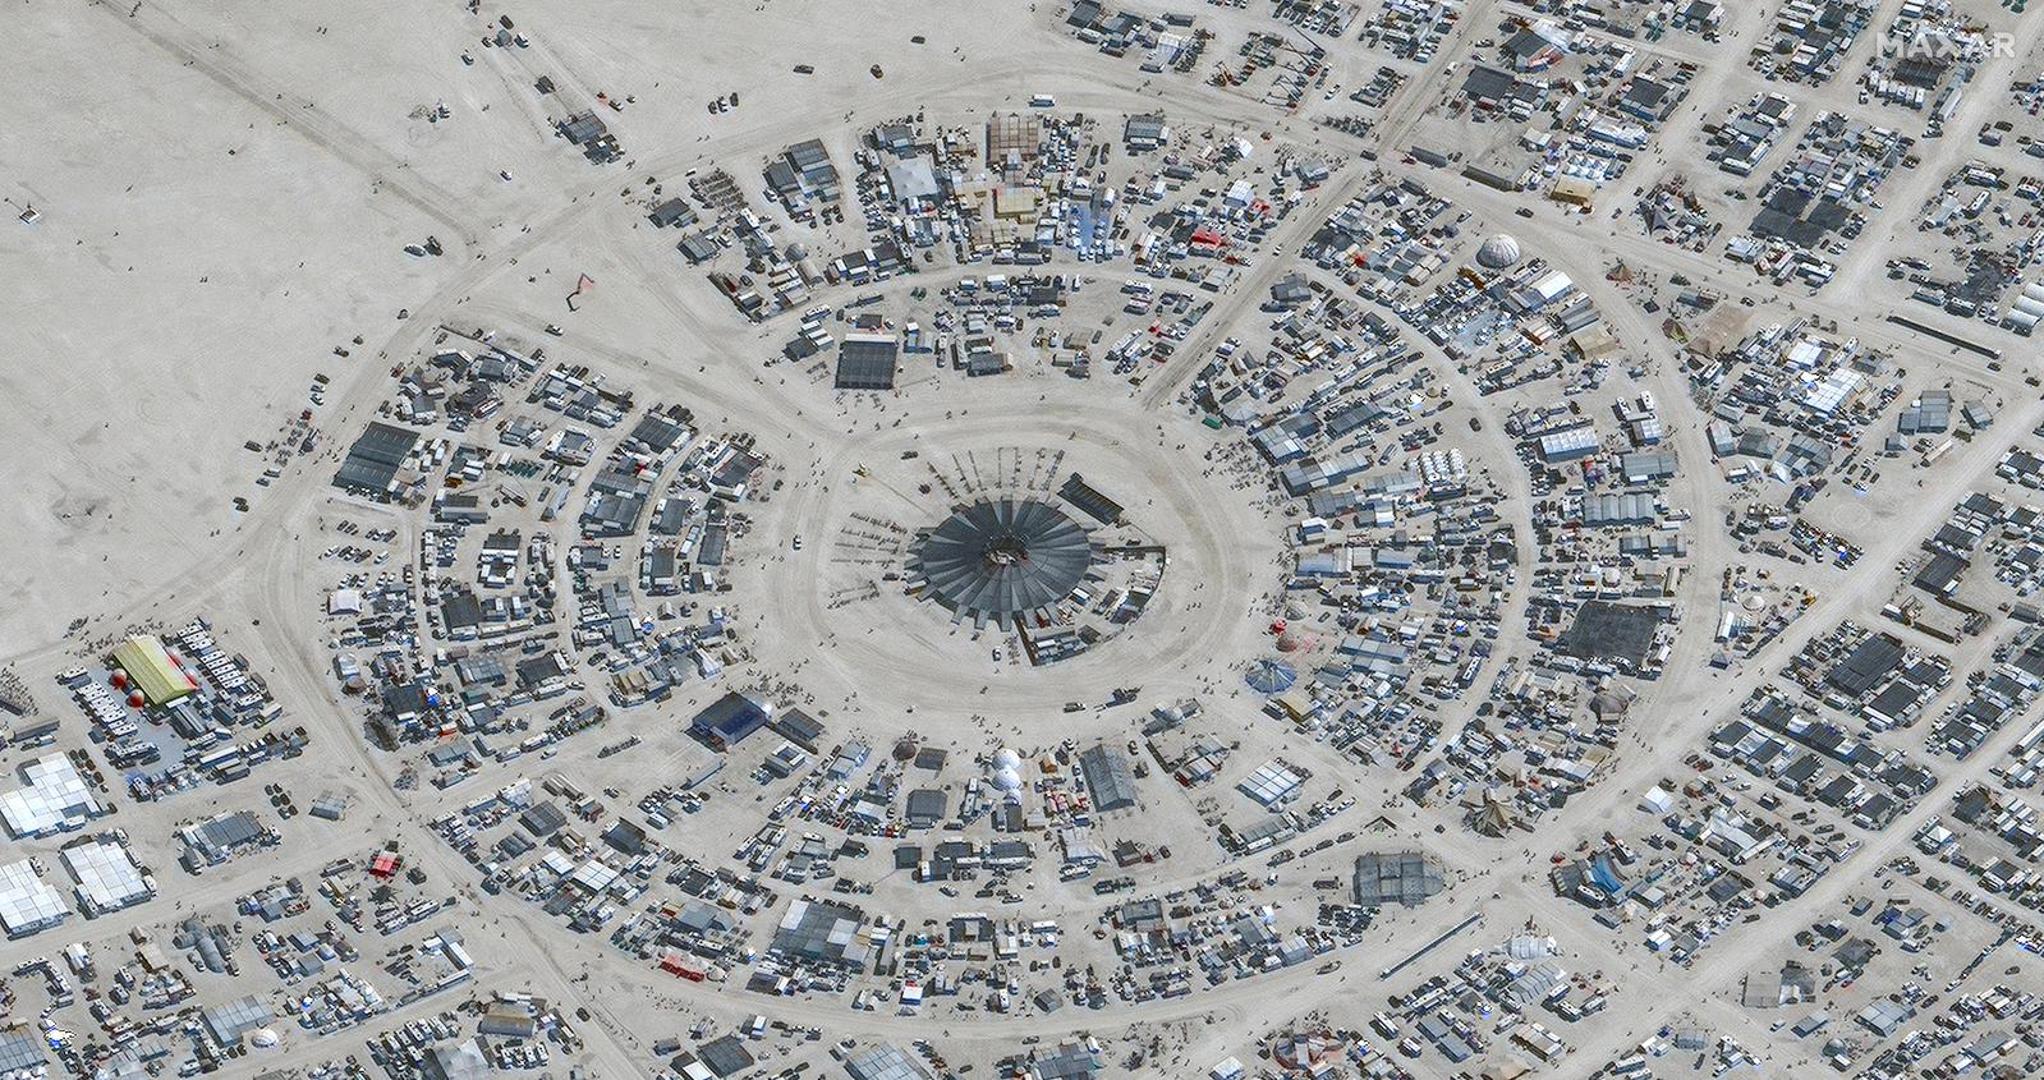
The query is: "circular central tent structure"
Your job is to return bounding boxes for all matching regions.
[908,498,1102,626]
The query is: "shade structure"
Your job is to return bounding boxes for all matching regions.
[909,498,1101,625]
[1244,658,1296,694]
[110,635,194,705]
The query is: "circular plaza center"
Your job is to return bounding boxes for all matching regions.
[909,498,1102,626]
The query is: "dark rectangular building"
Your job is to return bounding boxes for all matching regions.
[690,690,772,751]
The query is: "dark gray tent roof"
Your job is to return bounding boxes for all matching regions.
[909,499,1099,624]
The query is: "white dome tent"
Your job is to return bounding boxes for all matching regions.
[1476,233,1523,269]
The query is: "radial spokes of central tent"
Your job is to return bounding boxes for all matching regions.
[909,498,1100,623]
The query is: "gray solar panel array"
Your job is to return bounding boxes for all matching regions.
[846,1043,936,1080]
[0,1028,43,1072]
[1079,744,1138,812]
[1352,851,1446,907]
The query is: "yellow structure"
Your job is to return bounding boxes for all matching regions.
[1274,687,1316,722]
[1549,176,1596,208]
[111,635,193,705]
[1568,323,1620,360]
[994,186,1040,220]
